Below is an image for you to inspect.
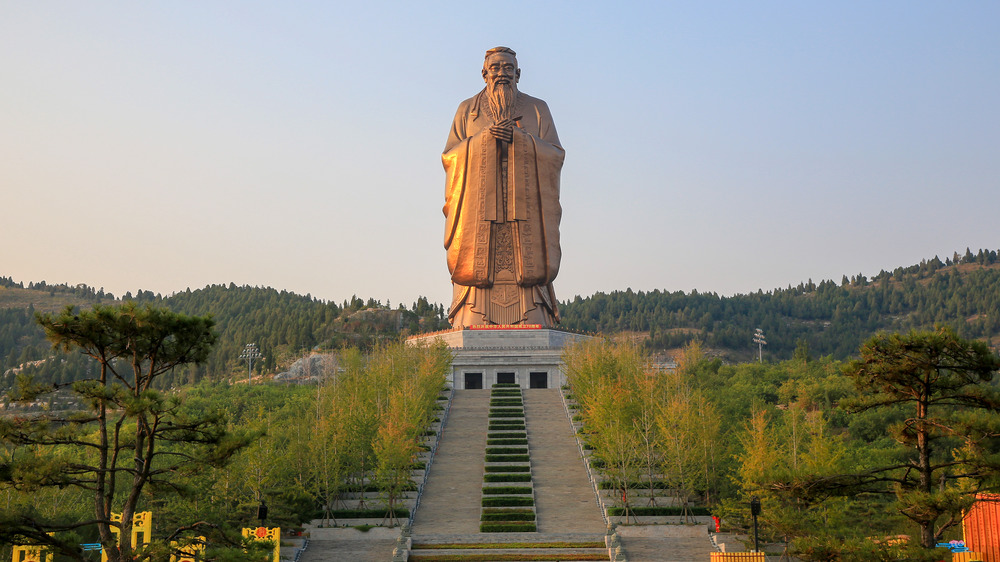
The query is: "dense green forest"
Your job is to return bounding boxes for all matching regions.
[561,248,1000,360]
[0,279,448,391]
[2,248,999,391]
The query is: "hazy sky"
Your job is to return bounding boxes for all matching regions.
[2,2,998,308]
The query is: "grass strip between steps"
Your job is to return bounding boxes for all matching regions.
[411,542,606,549]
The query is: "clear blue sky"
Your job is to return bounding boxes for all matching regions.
[2,2,998,308]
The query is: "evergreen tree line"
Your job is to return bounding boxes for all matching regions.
[0,282,448,392]
[3,248,998,391]
[559,249,1000,359]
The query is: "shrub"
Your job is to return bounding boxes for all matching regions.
[598,480,670,490]
[484,473,532,483]
[489,411,524,418]
[479,522,537,532]
[490,399,523,406]
[489,419,524,425]
[482,508,534,516]
[482,496,534,507]
[606,506,712,516]
[327,508,409,518]
[485,454,530,462]
[486,447,527,455]
[481,511,536,521]
[489,424,526,431]
[493,383,518,388]
[485,465,530,472]
[487,432,526,439]
[488,439,528,445]
[482,486,532,495]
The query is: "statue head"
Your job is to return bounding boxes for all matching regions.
[482,46,520,88]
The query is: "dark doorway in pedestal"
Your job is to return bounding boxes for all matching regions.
[464,372,483,389]
[496,372,516,385]
[529,372,548,389]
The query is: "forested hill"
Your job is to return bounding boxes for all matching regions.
[559,249,1000,361]
[2,248,999,389]
[0,280,448,389]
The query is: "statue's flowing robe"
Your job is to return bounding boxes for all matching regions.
[442,89,565,327]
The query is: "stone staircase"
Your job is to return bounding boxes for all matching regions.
[407,388,610,561]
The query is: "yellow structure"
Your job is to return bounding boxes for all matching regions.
[242,527,280,562]
[11,543,52,562]
[710,554,766,561]
[101,511,152,562]
[169,537,205,562]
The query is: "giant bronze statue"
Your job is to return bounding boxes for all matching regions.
[442,47,565,328]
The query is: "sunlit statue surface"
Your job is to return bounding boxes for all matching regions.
[442,47,565,328]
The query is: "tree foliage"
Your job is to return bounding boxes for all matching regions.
[0,303,251,561]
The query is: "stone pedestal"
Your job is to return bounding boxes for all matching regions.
[407,327,592,390]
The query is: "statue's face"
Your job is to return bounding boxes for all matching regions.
[482,52,520,88]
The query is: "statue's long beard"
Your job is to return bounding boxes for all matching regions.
[488,81,516,122]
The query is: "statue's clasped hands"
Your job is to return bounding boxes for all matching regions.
[489,117,522,143]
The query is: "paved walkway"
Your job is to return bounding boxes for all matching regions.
[295,539,396,562]
[523,388,608,535]
[618,536,717,562]
[410,390,489,535]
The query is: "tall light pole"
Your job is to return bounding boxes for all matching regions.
[753,328,766,363]
[239,343,263,384]
[750,496,761,553]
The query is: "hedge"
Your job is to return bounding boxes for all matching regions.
[489,411,524,418]
[482,496,534,507]
[485,454,530,462]
[487,432,526,439]
[481,511,536,521]
[486,447,527,455]
[493,383,518,388]
[606,506,712,516]
[487,439,528,445]
[484,473,532,483]
[341,482,417,492]
[485,465,530,472]
[482,508,535,516]
[598,480,670,490]
[489,419,525,425]
[328,508,409,518]
[490,399,523,406]
[479,522,537,532]
[489,424,526,431]
[482,486,532,495]
[491,390,522,396]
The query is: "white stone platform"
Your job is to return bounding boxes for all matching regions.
[407,327,592,389]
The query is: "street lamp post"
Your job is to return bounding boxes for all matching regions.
[239,343,263,384]
[750,495,761,553]
[753,328,767,363]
